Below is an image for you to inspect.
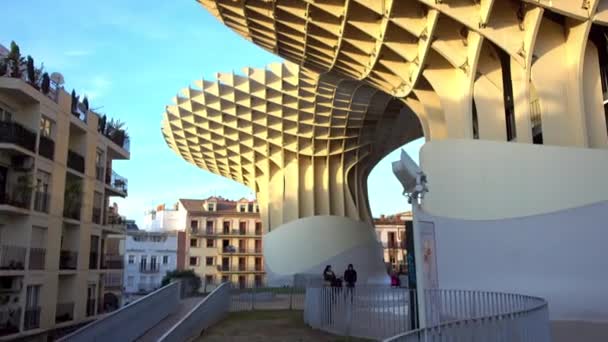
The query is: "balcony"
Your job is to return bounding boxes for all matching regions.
[221,247,263,255]
[103,272,123,290]
[28,247,46,270]
[33,191,50,213]
[139,265,160,274]
[101,254,124,270]
[24,307,41,331]
[217,265,265,273]
[105,170,128,196]
[55,302,74,323]
[0,245,26,271]
[0,306,20,337]
[38,135,55,160]
[0,188,32,212]
[63,200,82,221]
[0,120,37,153]
[59,250,78,270]
[67,150,85,174]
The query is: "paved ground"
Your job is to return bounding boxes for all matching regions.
[135,296,204,342]
[552,321,608,342]
[197,310,371,342]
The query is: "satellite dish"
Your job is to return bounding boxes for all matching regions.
[50,72,65,86]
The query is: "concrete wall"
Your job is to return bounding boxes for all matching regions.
[421,139,608,220]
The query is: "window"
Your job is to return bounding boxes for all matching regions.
[128,255,135,264]
[190,238,198,247]
[140,256,147,270]
[255,275,263,288]
[0,106,13,122]
[223,221,231,233]
[255,222,262,235]
[39,116,53,137]
[151,256,157,270]
[207,202,216,211]
[239,221,247,234]
[190,220,198,229]
[206,220,214,230]
[189,257,198,266]
[206,239,214,248]
[239,204,247,212]
[205,275,214,285]
[162,255,169,264]
[127,276,134,287]
[206,257,214,266]
[140,276,147,285]
[221,275,229,283]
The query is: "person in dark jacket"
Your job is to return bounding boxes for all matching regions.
[323,265,336,286]
[344,264,357,288]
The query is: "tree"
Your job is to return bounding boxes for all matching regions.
[7,41,24,78]
[161,270,201,296]
[82,96,89,111]
[41,73,50,94]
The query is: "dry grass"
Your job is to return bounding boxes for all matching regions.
[196,310,373,342]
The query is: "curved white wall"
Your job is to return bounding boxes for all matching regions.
[263,215,388,286]
[421,139,608,220]
[416,202,608,321]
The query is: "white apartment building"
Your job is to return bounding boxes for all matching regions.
[142,203,186,232]
[123,231,179,295]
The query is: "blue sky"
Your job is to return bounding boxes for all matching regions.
[2,0,423,226]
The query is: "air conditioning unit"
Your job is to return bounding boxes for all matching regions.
[11,156,34,171]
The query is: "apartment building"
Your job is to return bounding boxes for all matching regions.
[123,231,185,297]
[180,197,265,290]
[0,44,129,340]
[374,212,412,273]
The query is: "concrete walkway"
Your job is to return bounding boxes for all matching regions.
[552,321,608,342]
[135,297,204,342]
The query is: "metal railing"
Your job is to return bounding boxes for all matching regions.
[383,241,406,249]
[158,283,231,342]
[101,254,124,269]
[38,135,55,160]
[196,229,262,236]
[63,199,82,221]
[67,150,85,173]
[0,120,37,152]
[0,306,21,337]
[106,170,128,195]
[304,286,550,341]
[59,281,181,342]
[59,250,78,270]
[33,191,50,213]
[221,247,263,254]
[140,265,160,274]
[0,245,27,270]
[28,247,46,270]
[228,283,305,311]
[0,189,32,209]
[385,290,550,342]
[217,265,264,273]
[24,307,41,330]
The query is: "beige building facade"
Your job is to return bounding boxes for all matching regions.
[0,46,129,340]
[182,197,265,289]
[374,212,411,273]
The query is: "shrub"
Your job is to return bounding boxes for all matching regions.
[161,269,202,293]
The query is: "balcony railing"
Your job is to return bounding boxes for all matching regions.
[59,250,78,270]
[28,247,46,270]
[33,191,50,213]
[0,307,21,337]
[103,272,124,289]
[92,207,102,224]
[105,170,128,195]
[63,200,82,221]
[38,135,55,160]
[67,150,85,174]
[221,247,263,255]
[0,120,37,152]
[217,265,264,273]
[24,307,41,331]
[383,241,406,249]
[55,302,74,323]
[140,265,160,274]
[197,229,262,236]
[89,252,99,269]
[0,189,32,210]
[0,245,27,270]
[101,254,124,269]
